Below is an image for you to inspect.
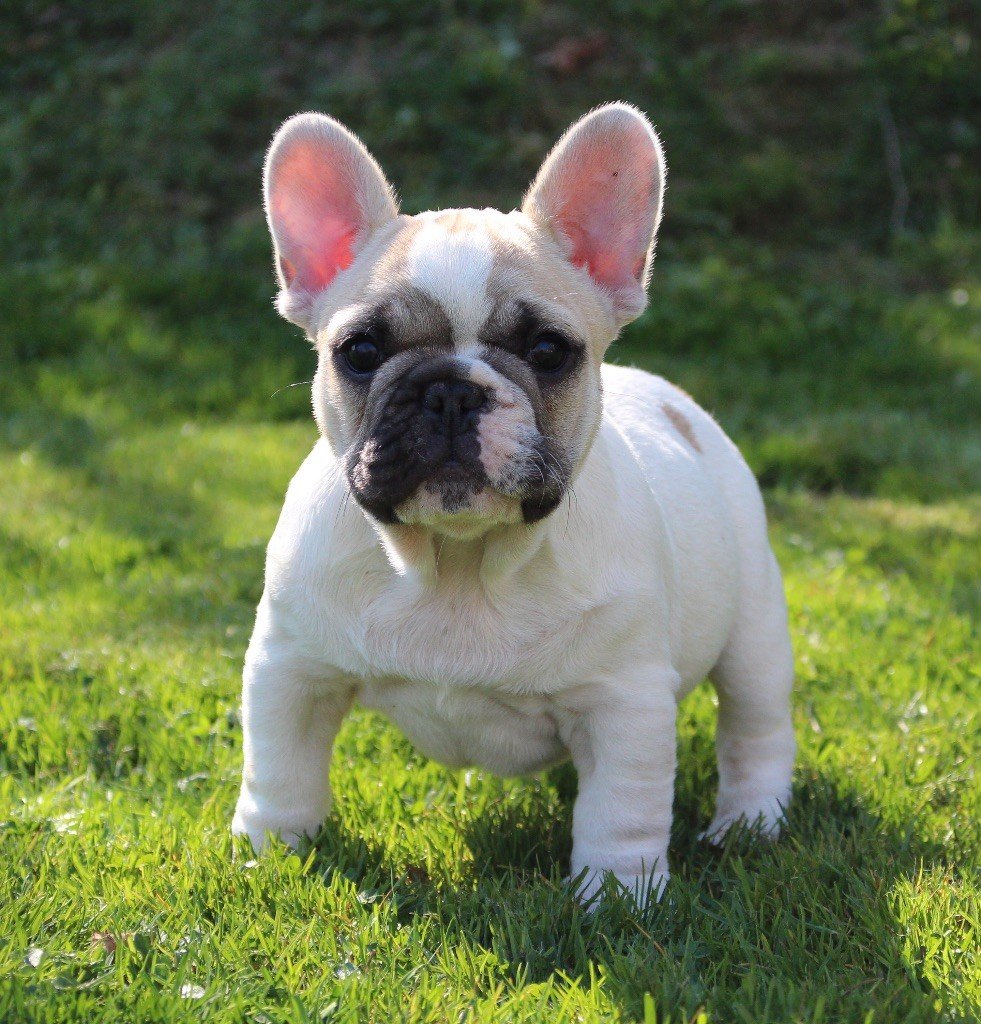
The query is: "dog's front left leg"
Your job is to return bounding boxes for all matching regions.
[567,671,678,908]
[232,620,354,852]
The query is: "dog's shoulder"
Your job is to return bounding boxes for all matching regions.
[602,364,710,453]
[264,438,376,586]
[600,363,759,494]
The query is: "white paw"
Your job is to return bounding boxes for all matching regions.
[570,868,670,910]
[231,790,324,852]
[700,794,788,845]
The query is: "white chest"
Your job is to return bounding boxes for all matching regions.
[332,551,611,690]
[334,559,602,775]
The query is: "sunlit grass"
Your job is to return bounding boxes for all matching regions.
[2,1,978,1019]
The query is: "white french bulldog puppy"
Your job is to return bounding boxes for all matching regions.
[232,103,796,906]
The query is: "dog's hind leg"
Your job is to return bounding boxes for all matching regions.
[704,547,795,842]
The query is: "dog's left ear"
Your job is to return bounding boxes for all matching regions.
[523,103,666,327]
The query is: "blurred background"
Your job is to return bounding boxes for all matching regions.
[2,5,979,1020]
[2,0,977,500]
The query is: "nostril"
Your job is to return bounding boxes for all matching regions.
[459,382,488,412]
[421,379,487,419]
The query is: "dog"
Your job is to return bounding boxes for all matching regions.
[232,103,795,906]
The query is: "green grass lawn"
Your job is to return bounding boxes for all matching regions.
[1,2,979,1021]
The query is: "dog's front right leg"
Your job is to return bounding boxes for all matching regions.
[232,613,354,852]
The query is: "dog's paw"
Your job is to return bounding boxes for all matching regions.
[570,868,669,910]
[231,791,323,853]
[700,794,788,846]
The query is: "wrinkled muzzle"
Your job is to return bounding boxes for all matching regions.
[345,356,567,529]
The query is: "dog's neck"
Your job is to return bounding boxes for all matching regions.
[372,517,551,590]
[359,428,603,592]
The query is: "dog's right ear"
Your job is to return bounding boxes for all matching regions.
[264,113,398,329]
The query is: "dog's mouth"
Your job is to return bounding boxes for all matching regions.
[347,449,563,531]
[351,456,509,530]
[346,439,483,522]
[417,461,488,515]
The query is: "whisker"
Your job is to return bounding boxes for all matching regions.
[434,533,448,573]
[530,454,548,488]
[270,378,314,399]
[541,449,565,483]
[333,485,352,532]
[532,444,566,488]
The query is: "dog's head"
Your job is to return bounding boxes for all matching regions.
[264,104,665,539]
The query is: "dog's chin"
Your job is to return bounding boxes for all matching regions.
[394,484,523,539]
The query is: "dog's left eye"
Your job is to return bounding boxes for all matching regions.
[524,332,570,375]
[342,334,383,375]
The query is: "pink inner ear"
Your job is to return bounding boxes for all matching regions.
[554,135,656,297]
[270,139,362,294]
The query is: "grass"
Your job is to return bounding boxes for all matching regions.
[1,1,979,1021]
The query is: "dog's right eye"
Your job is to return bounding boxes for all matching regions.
[341,334,383,375]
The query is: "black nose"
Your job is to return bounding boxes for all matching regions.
[421,378,488,434]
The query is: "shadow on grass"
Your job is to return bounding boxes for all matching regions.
[306,765,958,1023]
